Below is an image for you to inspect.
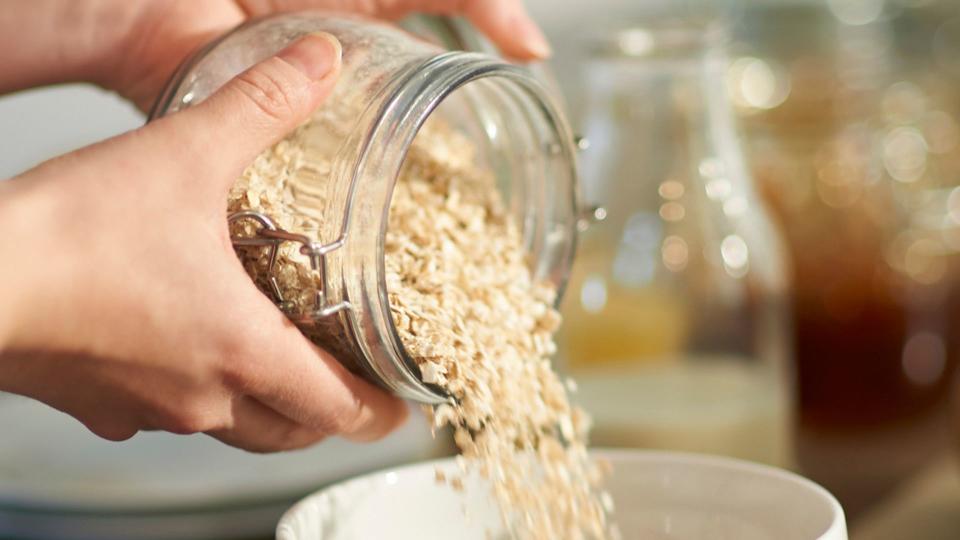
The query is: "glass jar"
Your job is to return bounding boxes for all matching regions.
[150,13,581,404]
[557,22,793,467]
[730,1,960,514]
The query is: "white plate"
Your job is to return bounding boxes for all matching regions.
[0,393,444,538]
[277,449,848,540]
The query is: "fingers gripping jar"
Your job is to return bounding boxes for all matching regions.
[150,14,581,404]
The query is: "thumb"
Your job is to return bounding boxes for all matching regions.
[150,32,342,191]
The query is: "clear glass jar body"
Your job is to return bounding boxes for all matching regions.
[557,24,793,467]
[152,13,580,404]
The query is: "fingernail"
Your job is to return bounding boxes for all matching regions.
[277,32,342,81]
[520,18,552,59]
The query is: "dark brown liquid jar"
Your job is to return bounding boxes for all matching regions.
[149,13,584,404]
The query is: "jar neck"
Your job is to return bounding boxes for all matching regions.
[334,52,579,403]
[579,27,787,294]
[581,28,761,201]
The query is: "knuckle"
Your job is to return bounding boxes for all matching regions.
[216,334,259,393]
[251,425,325,454]
[234,63,299,122]
[321,399,366,435]
[86,420,138,442]
[156,400,227,435]
[351,407,405,443]
[280,428,326,451]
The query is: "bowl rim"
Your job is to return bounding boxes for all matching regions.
[276,448,847,540]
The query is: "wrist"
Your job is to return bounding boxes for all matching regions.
[97,2,234,111]
[0,1,143,94]
[0,177,74,354]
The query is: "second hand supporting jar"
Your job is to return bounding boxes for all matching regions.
[151,13,583,404]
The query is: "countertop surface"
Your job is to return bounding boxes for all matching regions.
[852,454,960,540]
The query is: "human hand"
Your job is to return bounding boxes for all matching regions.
[0,0,549,110]
[0,34,408,452]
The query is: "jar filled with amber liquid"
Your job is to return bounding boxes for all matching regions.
[730,0,960,516]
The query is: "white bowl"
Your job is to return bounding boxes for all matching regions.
[276,449,847,540]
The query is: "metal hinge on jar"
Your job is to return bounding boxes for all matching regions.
[228,211,351,319]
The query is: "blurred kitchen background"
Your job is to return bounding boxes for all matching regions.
[3,0,960,539]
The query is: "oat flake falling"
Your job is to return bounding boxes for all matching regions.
[229,113,614,539]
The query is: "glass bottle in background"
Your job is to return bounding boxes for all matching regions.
[729,0,960,516]
[558,22,792,467]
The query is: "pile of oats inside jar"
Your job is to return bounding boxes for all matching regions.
[230,114,614,539]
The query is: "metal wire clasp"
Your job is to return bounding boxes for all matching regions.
[228,211,350,318]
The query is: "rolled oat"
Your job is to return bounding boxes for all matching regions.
[230,114,611,539]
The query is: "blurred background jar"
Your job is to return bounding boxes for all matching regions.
[557,20,793,468]
[728,0,960,517]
